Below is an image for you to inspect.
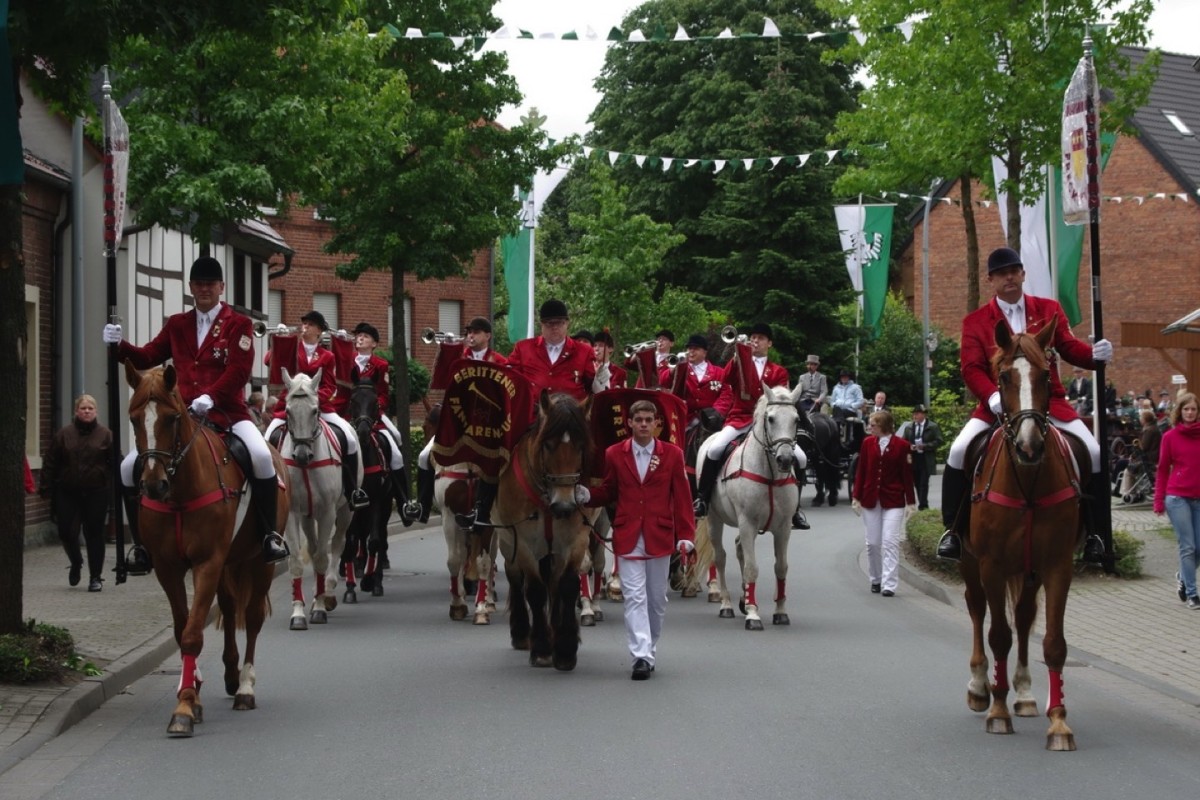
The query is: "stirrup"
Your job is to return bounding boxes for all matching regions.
[454,509,478,529]
[693,498,708,517]
[125,545,152,576]
[348,488,370,510]
[400,499,421,526]
[262,532,290,563]
[1081,534,1105,564]
[792,509,810,530]
[936,530,962,562]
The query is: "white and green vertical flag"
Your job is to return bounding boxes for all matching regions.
[500,189,535,342]
[834,204,894,340]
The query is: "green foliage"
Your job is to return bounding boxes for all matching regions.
[0,620,80,684]
[375,348,430,409]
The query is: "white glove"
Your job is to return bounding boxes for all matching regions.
[592,361,611,393]
[276,323,290,334]
[1092,338,1113,362]
[988,391,1002,416]
[102,323,123,345]
[574,485,591,504]
[337,329,348,338]
[677,540,695,554]
[851,499,862,516]
[190,394,214,416]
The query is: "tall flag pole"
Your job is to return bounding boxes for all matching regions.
[103,68,131,584]
[1062,33,1113,571]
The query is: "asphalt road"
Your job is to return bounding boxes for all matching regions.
[4,504,1200,800]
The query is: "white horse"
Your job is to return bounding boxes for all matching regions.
[280,369,355,630]
[433,462,499,625]
[696,382,804,630]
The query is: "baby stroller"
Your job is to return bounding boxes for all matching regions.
[1111,438,1155,505]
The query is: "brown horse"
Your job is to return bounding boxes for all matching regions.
[494,391,593,670]
[125,363,286,737]
[960,319,1082,751]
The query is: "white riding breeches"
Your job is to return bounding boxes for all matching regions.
[320,412,359,455]
[947,415,1100,471]
[121,418,276,486]
[704,423,806,469]
[418,436,434,470]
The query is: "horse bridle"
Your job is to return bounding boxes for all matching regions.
[752,397,799,470]
[135,400,206,481]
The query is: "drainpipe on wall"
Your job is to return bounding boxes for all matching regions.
[52,192,72,434]
[71,117,84,404]
[267,251,292,281]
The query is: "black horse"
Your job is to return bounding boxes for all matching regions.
[799,410,844,507]
[342,380,394,601]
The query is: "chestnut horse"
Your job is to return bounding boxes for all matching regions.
[961,319,1082,751]
[495,392,593,670]
[125,363,285,737]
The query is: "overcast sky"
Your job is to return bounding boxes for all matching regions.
[481,0,1197,142]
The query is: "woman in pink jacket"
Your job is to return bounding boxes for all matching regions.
[852,410,916,597]
[1154,392,1200,609]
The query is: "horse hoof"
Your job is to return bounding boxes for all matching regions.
[343,588,357,604]
[224,678,237,697]
[681,586,697,598]
[511,638,530,651]
[708,591,721,603]
[530,654,553,668]
[772,613,790,625]
[593,609,604,623]
[233,693,256,711]
[718,608,734,619]
[607,591,624,602]
[360,574,375,592]
[289,616,308,631]
[371,583,384,597]
[450,605,468,621]
[828,497,838,507]
[580,614,595,628]
[486,602,498,613]
[745,618,764,631]
[967,692,989,713]
[738,599,747,615]
[310,609,327,624]
[167,714,194,738]
[324,596,337,612]
[1014,700,1039,717]
[1046,732,1076,752]
[193,703,204,723]
[472,613,490,625]
[553,657,577,672]
[986,717,1014,734]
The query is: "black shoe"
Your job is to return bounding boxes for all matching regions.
[68,563,82,587]
[631,658,652,681]
[936,530,962,561]
[870,583,881,594]
[1177,572,1188,603]
[88,576,103,592]
[125,545,152,576]
[262,532,290,564]
[881,589,895,597]
[792,508,810,530]
[1082,534,1105,564]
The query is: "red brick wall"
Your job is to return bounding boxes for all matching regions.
[901,134,1200,401]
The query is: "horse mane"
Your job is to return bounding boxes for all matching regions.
[533,393,593,477]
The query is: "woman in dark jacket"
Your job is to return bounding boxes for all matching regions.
[40,394,113,591]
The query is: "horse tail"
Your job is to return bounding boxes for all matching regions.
[690,517,715,580]
[1005,573,1036,619]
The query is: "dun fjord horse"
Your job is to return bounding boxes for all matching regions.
[696,382,804,630]
[495,392,593,670]
[435,461,500,624]
[280,369,353,629]
[125,364,284,737]
[962,319,1081,751]
[344,379,394,602]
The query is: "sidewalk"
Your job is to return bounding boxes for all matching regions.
[4,500,1199,775]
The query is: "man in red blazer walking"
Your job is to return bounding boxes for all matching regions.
[937,247,1112,562]
[583,400,695,680]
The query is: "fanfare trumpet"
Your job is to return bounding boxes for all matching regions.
[319,329,355,346]
[253,321,301,338]
[622,340,659,358]
[421,327,463,345]
[720,325,747,345]
[665,351,687,368]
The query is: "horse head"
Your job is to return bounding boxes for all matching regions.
[754,381,803,473]
[348,379,379,441]
[125,362,195,501]
[992,318,1056,465]
[532,391,592,519]
[283,367,322,467]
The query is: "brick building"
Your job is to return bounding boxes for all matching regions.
[898,49,1200,403]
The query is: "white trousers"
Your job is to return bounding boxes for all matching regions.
[863,505,906,593]
[947,415,1100,471]
[121,418,275,485]
[418,436,435,470]
[704,423,807,469]
[619,542,671,667]
[377,415,404,470]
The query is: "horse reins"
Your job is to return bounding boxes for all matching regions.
[721,397,798,531]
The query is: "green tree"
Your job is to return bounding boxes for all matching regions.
[589,0,861,374]
[822,0,1157,313]
[320,1,570,460]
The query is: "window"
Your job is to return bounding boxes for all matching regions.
[268,289,283,328]
[438,300,463,336]
[1163,110,1194,137]
[312,293,339,331]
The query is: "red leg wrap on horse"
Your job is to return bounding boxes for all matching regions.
[775,578,786,602]
[345,561,356,584]
[745,582,757,608]
[709,564,717,582]
[366,554,377,575]
[450,576,459,598]
[316,572,326,596]
[178,653,197,695]
[579,574,591,599]
[593,572,603,596]
[1048,669,1065,710]
[292,577,304,602]
[475,578,488,604]
[993,659,1009,692]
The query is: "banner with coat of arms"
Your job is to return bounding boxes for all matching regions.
[432,360,534,475]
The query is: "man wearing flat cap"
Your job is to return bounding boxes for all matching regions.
[902,404,941,510]
[796,354,828,413]
[695,322,809,530]
[102,256,290,570]
[937,245,1112,563]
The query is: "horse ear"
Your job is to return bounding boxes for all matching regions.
[581,394,593,418]
[123,360,141,389]
[1036,316,1057,349]
[994,319,1012,349]
[282,368,294,389]
[312,367,323,387]
[789,382,805,407]
[539,388,552,414]
[163,364,177,392]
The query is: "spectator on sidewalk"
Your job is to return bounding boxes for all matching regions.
[851,410,916,597]
[902,404,942,510]
[1154,392,1200,609]
[39,394,113,592]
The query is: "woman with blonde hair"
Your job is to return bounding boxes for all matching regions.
[851,410,916,597]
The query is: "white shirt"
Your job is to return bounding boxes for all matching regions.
[633,441,655,481]
[998,298,1025,333]
[753,355,767,379]
[196,303,222,348]
[545,341,563,364]
[691,361,709,381]
[303,341,318,360]
[878,434,892,453]
[470,348,488,361]
[355,353,370,371]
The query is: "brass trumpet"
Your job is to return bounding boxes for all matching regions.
[720,325,747,344]
[254,321,301,338]
[665,351,686,368]
[622,340,659,358]
[421,327,463,345]
[319,329,355,346]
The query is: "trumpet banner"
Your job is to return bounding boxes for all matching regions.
[431,360,534,476]
[589,388,689,480]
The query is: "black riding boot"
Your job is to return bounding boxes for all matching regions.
[121,487,152,576]
[694,457,722,517]
[251,476,289,563]
[937,466,968,561]
[416,465,436,523]
[455,479,498,529]
[1082,474,1108,565]
[392,464,418,527]
[791,461,810,530]
[343,451,369,510]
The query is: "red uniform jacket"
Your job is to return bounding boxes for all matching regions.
[605,362,629,390]
[713,361,789,428]
[352,353,392,417]
[268,343,337,418]
[587,438,695,558]
[852,435,917,509]
[961,294,1095,424]
[506,337,597,402]
[117,303,254,425]
[464,346,508,366]
[661,361,726,419]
